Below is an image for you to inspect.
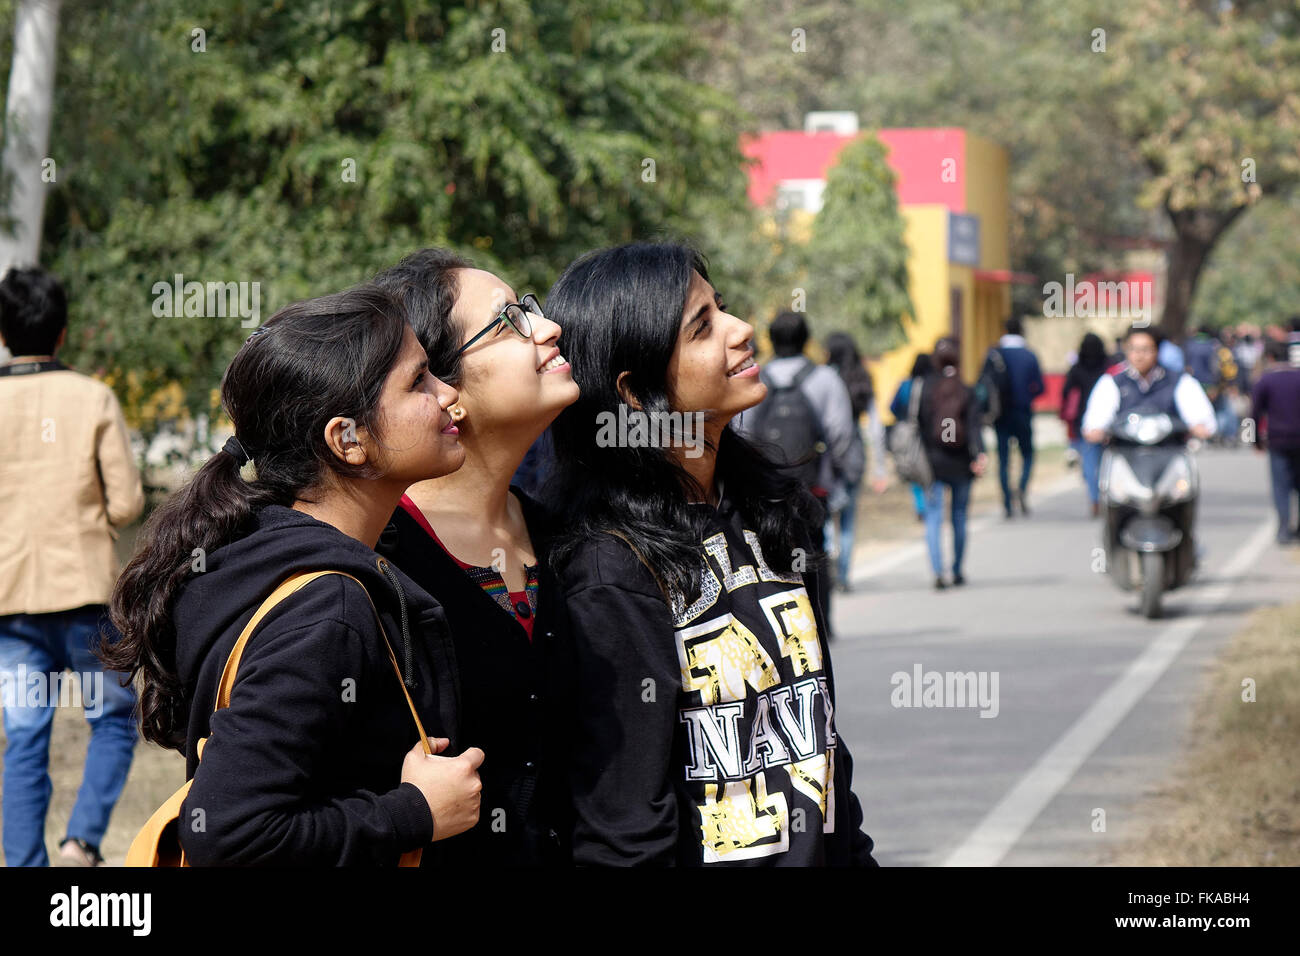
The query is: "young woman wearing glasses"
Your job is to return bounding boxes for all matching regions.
[543,242,878,866]
[370,249,580,866]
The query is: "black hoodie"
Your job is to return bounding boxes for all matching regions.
[170,504,461,866]
[556,492,878,866]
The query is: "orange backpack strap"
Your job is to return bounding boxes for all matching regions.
[126,569,433,867]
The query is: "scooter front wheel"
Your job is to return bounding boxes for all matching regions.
[1140,550,1164,619]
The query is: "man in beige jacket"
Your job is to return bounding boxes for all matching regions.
[0,267,144,866]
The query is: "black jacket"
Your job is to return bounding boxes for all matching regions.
[376,489,572,866]
[918,370,985,484]
[1062,362,1107,434]
[171,504,460,866]
[554,493,878,866]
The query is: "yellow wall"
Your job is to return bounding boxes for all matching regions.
[963,133,1010,271]
[871,205,949,420]
[873,133,1011,421]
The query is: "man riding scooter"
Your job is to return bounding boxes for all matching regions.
[1082,325,1217,618]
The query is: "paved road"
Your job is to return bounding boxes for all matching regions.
[828,446,1296,866]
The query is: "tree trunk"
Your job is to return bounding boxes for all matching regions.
[0,0,62,274]
[1160,204,1246,341]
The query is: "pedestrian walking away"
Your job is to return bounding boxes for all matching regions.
[735,311,858,637]
[981,317,1044,517]
[0,268,144,868]
[1250,339,1300,544]
[918,338,988,589]
[890,352,934,521]
[1060,332,1109,517]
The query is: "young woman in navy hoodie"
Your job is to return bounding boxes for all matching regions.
[545,243,878,866]
[104,284,483,866]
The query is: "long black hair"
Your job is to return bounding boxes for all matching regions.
[544,242,815,602]
[372,247,472,384]
[825,331,874,420]
[1077,331,1108,369]
[103,284,410,748]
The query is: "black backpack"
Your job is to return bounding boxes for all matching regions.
[751,360,827,488]
[929,373,970,450]
[975,346,1008,425]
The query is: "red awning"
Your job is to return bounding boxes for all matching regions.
[974,269,1036,284]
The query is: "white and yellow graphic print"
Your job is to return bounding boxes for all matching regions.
[675,568,835,862]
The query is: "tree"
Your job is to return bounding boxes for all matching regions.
[1100,0,1300,338]
[1194,194,1300,329]
[6,0,756,435]
[800,133,912,351]
[0,0,61,273]
[700,0,1300,337]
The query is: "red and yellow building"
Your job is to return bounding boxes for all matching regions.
[743,120,1018,418]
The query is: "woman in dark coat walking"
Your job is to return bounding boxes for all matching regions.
[917,338,988,589]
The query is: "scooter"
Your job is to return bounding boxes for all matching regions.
[1098,410,1200,619]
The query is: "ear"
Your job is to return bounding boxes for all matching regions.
[322,416,369,466]
[615,371,642,411]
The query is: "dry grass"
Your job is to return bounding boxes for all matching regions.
[1104,588,1300,866]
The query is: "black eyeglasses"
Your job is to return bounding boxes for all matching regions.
[458,294,545,355]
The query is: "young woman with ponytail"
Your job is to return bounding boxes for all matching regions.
[102,284,484,866]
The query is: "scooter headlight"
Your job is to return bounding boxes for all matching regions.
[1154,454,1196,503]
[1102,454,1151,505]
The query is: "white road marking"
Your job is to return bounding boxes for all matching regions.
[939,517,1278,866]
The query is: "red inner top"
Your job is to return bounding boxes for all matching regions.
[398,494,534,639]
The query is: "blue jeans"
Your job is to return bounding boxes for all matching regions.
[995,409,1035,509]
[924,479,972,577]
[823,482,861,583]
[1268,447,1300,538]
[910,483,926,518]
[1071,437,1103,505]
[0,605,137,866]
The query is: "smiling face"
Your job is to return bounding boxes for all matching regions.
[365,325,464,483]
[450,268,580,436]
[661,270,765,422]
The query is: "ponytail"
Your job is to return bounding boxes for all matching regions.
[103,445,275,748]
[101,283,408,747]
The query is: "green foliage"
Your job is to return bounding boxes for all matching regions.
[1101,0,1300,214]
[800,133,911,352]
[8,0,756,433]
[699,0,1300,332]
[1195,195,1300,329]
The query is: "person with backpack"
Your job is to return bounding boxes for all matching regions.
[890,352,934,521]
[1059,332,1110,517]
[823,332,887,592]
[543,242,877,866]
[919,338,988,590]
[103,284,485,865]
[981,317,1044,517]
[736,312,857,635]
